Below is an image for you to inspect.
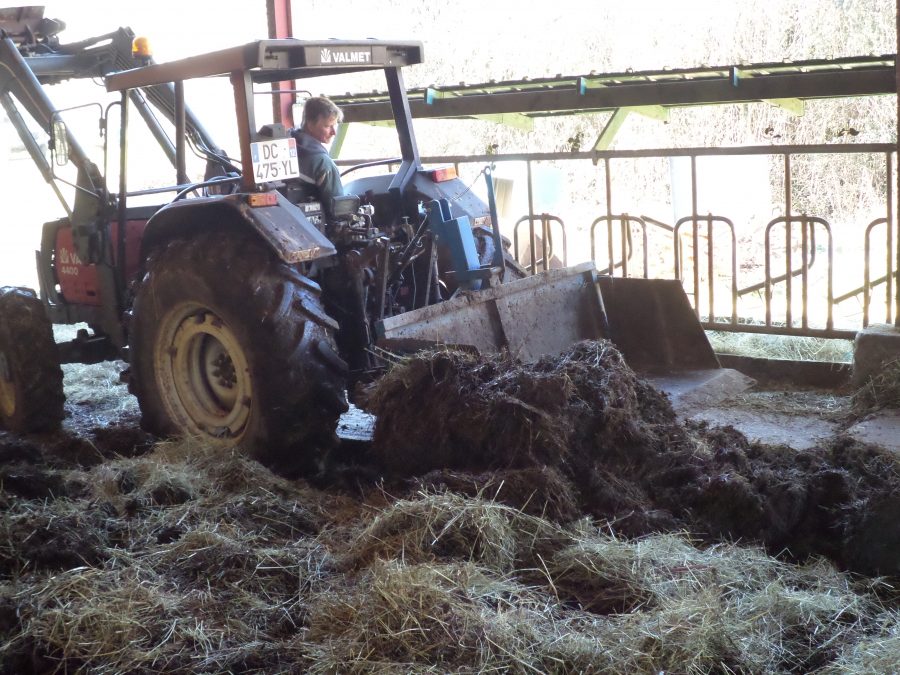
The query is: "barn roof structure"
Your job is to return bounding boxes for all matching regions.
[332,54,896,149]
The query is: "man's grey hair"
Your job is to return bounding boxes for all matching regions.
[301,96,343,129]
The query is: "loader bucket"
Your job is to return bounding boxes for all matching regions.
[594,274,718,372]
[376,262,753,415]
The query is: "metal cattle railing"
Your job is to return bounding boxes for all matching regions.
[675,214,738,325]
[339,143,898,339]
[590,214,649,278]
[513,213,567,274]
[764,215,834,334]
[863,217,896,327]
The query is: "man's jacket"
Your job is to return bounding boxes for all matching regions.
[290,130,344,208]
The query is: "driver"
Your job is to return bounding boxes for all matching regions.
[290,96,345,209]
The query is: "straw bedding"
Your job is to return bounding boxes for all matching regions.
[2,340,899,672]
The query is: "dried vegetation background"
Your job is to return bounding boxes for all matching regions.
[2,340,900,673]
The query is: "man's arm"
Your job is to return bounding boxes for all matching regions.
[312,154,345,210]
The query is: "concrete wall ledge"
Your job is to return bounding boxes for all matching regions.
[716,353,851,389]
[853,324,900,386]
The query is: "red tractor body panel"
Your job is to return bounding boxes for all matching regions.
[55,219,147,306]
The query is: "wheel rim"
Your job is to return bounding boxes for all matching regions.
[0,351,15,419]
[155,303,252,442]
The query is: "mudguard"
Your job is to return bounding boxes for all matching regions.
[140,191,336,264]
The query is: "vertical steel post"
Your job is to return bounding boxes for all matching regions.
[887,153,894,323]
[865,218,873,327]
[604,158,614,276]
[896,0,899,326]
[729,217,739,324]
[784,154,793,328]
[483,166,505,279]
[641,219,649,278]
[267,0,295,127]
[707,214,715,322]
[174,80,188,186]
[826,219,835,331]
[765,222,773,327]
[542,214,551,272]
[231,70,257,193]
[690,155,700,317]
[527,160,537,274]
[801,214,809,329]
[117,90,129,292]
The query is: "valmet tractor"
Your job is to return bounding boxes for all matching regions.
[0,7,748,471]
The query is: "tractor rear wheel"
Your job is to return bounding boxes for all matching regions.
[129,231,348,472]
[0,287,65,433]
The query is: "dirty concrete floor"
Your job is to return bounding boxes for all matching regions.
[842,410,900,450]
[691,387,900,453]
[342,381,900,455]
[690,390,844,450]
[6,360,899,457]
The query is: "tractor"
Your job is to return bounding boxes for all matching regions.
[0,7,748,471]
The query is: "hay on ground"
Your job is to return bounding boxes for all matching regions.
[2,470,897,674]
[343,491,566,573]
[0,498,123,574]
[822,610,900,674]
[302,560,594,674]
[853,357,900,412]
[413,465,581,522]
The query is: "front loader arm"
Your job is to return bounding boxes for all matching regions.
[0,9,234,263]
[0,34,104,196]
[2,9,231,181]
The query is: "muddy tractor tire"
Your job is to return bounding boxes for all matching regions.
[0,287,65,433]
[128,231,348,471]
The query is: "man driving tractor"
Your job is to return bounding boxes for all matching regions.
[290,96,345,208]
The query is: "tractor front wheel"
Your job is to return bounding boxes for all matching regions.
[0,287,65,433]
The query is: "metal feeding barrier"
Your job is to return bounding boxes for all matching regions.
[334,54,897,339]
[514,213,567,274]
[348,143,896,340]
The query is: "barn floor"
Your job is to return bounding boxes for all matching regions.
[338,375,900,454]
[4,350,900,673]
[693,389,900,452]
[8,358,898,457]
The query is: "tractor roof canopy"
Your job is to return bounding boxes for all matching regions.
[105,39,424,91]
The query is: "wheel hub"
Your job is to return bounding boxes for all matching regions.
[155,305,252,441]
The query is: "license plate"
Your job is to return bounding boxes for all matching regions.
[250,137,300,184]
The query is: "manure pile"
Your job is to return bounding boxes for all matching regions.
[371,341,900,577]
[1,339,899,673]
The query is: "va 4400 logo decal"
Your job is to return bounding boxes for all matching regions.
[319,47,371,64]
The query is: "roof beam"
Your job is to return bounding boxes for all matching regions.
[339,65,895,124]
[424,87,533,130]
